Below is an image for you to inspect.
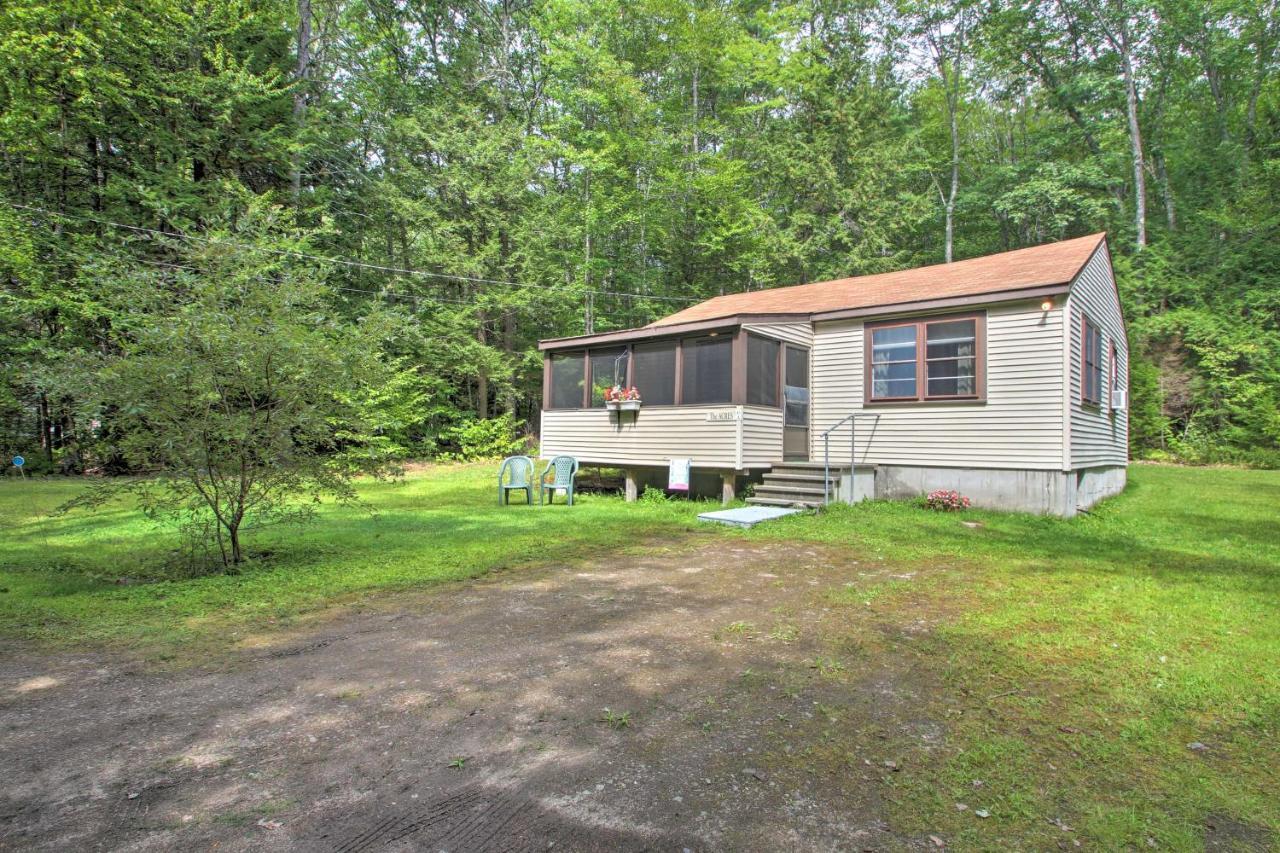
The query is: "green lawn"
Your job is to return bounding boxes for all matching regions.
[2,463,1277,848]
[0,464,709,656]
[742,464,1280,850]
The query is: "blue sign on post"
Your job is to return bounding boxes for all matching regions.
[11,455,22,468]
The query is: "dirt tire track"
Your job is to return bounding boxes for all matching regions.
[2,540,922,852]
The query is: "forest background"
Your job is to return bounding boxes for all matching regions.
[3,0,1278,469]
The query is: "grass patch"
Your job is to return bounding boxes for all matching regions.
[2,461,1276,848]
[0,463,712,658]
[744,464,1280,849]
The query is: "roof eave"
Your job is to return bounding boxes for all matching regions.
[808,282,1073,323]
[539,242,1104,350]
[537,312,809,351]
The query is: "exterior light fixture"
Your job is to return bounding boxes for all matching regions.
[1041,298,1055,311]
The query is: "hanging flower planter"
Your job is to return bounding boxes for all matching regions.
[604,385,641,413]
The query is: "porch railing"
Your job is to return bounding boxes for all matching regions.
[821,413,875,506]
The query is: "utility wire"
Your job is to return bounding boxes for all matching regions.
[126,255,479,308]
[8,203,698,305]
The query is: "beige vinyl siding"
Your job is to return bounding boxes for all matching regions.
[740,406,785,465]
[810,301,1065,469]
[741,322,813,348]
[540,405,781,470]
[1068,247,1129,467]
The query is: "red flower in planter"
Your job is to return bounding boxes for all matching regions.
[604,385,642,404]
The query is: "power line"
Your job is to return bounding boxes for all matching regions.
[127,252,680,340]
[332,285,475,308]
[8,203,698,305]
[125,254,480,308]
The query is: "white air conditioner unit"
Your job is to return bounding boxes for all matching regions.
[1110,389,1127,411]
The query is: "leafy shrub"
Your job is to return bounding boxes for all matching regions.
[637,486,670,503]
[5,448,55,475]
[924,489,970,511]
[60,236,411,571]
[439,414,526,462]
[1155,436,1280,470]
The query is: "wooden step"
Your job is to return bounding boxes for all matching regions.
[762,471,835,485]
[751,490,831,508]
[754,482,830,497]
[752,461,847,508]
[746,496,823,509]
[768,461,844,470]
[767,464,845,476]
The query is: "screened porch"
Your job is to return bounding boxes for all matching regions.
[539,322,812,470]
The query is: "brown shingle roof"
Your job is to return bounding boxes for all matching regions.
[651,233,1107,326]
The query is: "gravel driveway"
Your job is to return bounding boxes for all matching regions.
[1,538,937,851]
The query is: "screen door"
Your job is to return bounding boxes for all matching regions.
[783,345,810,460]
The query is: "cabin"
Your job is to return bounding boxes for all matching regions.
[538,233,1128,517]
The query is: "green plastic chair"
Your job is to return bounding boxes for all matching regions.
[540,455,579,506]
[497,455,535,505]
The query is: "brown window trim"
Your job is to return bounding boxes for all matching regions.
[863,311,986,405]
[1081,313,1103,408]
[1108,338,1121,417]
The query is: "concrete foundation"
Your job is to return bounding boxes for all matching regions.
[836,466,876,504]
[875,464,1126,517]
[1069,465,1127,512]
[618,461,1127,516]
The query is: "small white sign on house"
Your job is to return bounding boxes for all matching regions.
[706,410,740,422]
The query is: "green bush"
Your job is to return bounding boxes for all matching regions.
[1136,428,1280,469]
[637,485,670,503]
[1160,435,1280,469]
[4,448,55,476]
[439,414,527,462]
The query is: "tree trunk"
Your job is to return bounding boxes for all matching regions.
[583,169,593,334]
[945,92,958,264]
[476,309,489,419]
[1119,43,1147,249]
[928,19,964,264]
[228,521,242,565]
[291,0,312,204]
[691,64,700,156]
[1244,15,1277,155]
[502,310,516,416]
[1154,152,1176,231]
[38,393,53,464]
[86,135,104,212]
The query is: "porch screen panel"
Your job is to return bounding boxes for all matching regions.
[590,348,628,405]
[681,336,732,404]
[746,335,780,407]
[632,342,676,405]
[870,325,917,399]
[925,319,977,397]
[548,352,586,409]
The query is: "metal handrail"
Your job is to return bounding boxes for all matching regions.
[821,413,870,506]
